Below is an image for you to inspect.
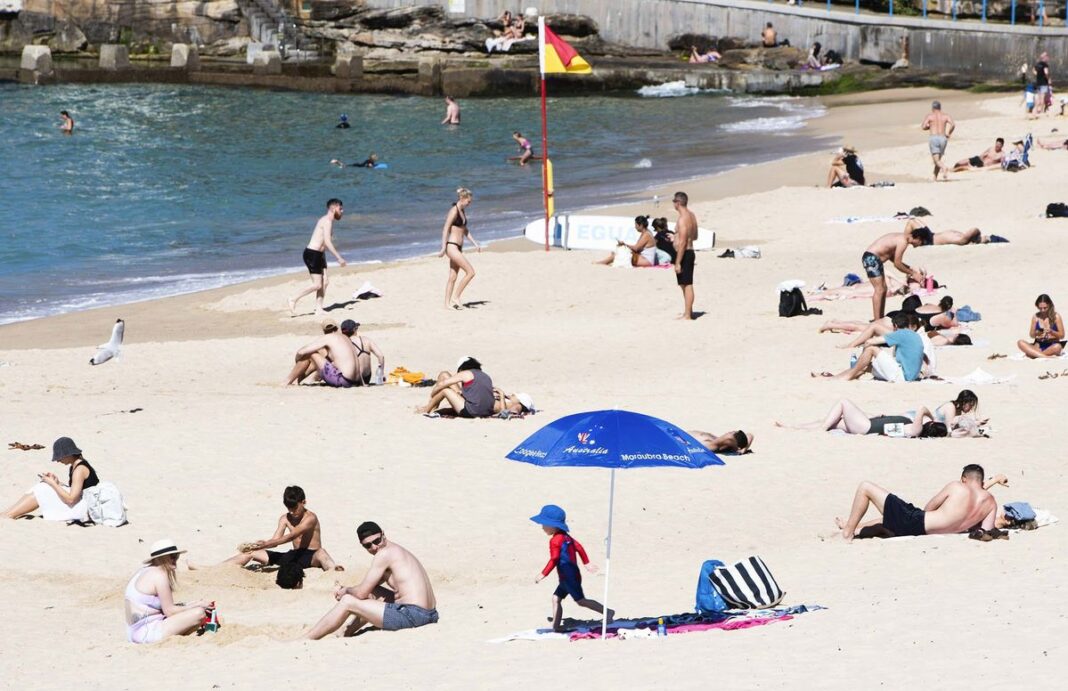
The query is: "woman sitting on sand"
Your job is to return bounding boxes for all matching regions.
[125,539,211,644]
[689,429,754,453]
[440,187,480,310]
[652,217,676,263]
[2,437,100,521]
[777,400,947,437]
[1017,293,1065,358]
[594,216,660,267]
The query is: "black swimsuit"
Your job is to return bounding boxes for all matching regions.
[70,460,100,490]
[446,205,467,251]
[349,337,372,385]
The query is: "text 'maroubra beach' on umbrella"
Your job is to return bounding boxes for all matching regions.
[505,409,725,640]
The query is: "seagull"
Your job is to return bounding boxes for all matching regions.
[90,319,124,365]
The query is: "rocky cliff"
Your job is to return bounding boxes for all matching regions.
[2,0,245,52]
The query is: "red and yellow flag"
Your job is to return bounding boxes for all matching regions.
[539,22,592,75]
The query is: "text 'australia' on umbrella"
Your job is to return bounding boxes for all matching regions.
[505,409,725,640]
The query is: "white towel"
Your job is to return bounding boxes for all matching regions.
[921,368,1015,385]
[1008,352,1067,361]
[487,628,569,643]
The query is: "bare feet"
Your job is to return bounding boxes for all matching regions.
[675,314,693,321]
[835,517,854,541]
[810,371,834,378]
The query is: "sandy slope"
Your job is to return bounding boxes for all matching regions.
[1,90,1066,689]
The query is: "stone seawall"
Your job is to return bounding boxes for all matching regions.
[365,0,1068,78]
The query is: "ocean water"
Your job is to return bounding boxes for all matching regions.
[0,83,828,324]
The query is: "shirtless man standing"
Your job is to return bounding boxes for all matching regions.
[836,464,998,540]
[921,100,956,181]
[288,198,347,316]
[216,486,342,572]
[304,521,439,639]
[861,224,931,320]
[283,327,360,388]
[442,96,461,125]
[672,191,697,320]
[951,138,1004,171]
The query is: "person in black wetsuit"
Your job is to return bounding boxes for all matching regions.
[336,114,351,129]
[330,153,378,168]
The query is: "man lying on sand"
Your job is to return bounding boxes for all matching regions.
[210,485,342,574]
[304,521,438,639]
[951,138,1004,171]
[903,217,1006,245]
[837,464,998,540]
[861,224,930,320]
[283,324,360,388]
[690,429,754,453]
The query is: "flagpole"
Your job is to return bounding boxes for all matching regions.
[538,16,550,252]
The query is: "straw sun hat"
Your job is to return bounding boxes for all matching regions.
[143,538,187,564]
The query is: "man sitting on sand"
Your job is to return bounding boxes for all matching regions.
[418,356,494,417]
[814,313,924,382]
[951,138,1004,171]
[861,224,931,320]
[283,323,360,388]
[690,429,753,454]
[304,521,438,639]
[837,464,997,540]
[216,485,342,574]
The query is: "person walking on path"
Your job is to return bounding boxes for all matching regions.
[921,101,956,181]
[289,199,347,316]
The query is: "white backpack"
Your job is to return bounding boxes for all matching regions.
[83,482,128,527]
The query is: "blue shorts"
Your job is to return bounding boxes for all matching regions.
[553,564,586,601]
[381,603,439,631]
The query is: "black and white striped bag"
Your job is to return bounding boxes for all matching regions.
[708,556,785,609]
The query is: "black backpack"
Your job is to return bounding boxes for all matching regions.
[779,287,821,317]
[1046,202,1068,218]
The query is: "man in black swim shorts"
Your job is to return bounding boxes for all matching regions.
[289,198,348,316]
[837,465,1000,541]
[672,191,698,320]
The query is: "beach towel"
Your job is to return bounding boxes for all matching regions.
[827,215,904,224]
[922,368,1015,385]
[1009,352,1067,361]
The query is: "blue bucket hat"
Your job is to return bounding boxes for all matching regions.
[530,504,569,533]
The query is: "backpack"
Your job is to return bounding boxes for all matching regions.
[695,559,729,614]
[707,555,785,609]
[1046,202,1068,218]
[779,287,821,317]
[83,482,128,527]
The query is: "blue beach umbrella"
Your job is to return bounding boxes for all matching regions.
[506,409,724,639]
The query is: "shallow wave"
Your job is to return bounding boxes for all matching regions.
[720,115,812,133]
[637,81,701,98]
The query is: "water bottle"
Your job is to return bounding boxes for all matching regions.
[849,353,858,369]
[374,364,385,386]
[657,617,667,638]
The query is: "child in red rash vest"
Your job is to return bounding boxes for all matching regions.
[530,504,613,631]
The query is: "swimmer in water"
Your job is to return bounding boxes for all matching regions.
[442,96,461,125]
[512,131,533,166]
[330,153,378,168]
[59,110,74,135]
[336,114,351,129]
[439,187,480,310]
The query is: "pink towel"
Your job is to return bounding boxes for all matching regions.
[568,614,791,641]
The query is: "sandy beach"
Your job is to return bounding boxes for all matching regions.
[2,87,1067,688]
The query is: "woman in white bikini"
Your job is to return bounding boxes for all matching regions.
[439,187,480,310]
[124,539,211,644]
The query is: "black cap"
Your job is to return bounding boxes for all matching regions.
[357,521,383,542]
[340,319,358,333]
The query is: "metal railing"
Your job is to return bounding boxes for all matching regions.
[777,0,1066,25]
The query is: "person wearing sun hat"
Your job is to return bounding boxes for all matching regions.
[124,538,211,644]
[531,505,612,632]
[1,436,101,521]
[826,144,866,188]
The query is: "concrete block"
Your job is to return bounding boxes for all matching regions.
[335,54,363,81]
[99,44,130,70]
[20,45,53,74]
[170,44,200,70]
[418,58,442,94]
[253,50,282,75]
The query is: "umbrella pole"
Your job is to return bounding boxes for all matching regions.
[601,467,615,641]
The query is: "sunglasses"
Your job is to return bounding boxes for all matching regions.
[361,535,383,549]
